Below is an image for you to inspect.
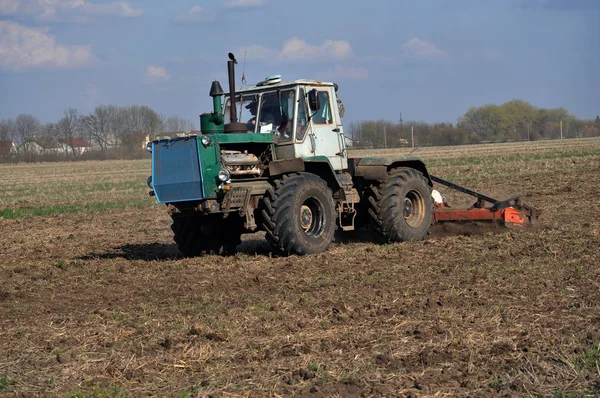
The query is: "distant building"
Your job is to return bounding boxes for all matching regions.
[123,132,150,150]
[0,140,16,157]
[88,133,119,152]
[19,136,61,154]
[58,138,92,156]
[154,131,189,141]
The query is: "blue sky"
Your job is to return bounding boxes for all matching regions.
[0,0,598,127]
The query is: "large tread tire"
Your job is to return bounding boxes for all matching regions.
[367,167,432,242]
[171,215,243,257]
[260,173,336,256]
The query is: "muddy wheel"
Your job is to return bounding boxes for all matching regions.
[260,173,336,255]
[171,215,243,257]
[367,167,432,242]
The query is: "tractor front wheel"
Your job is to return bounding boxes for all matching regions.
[260,173,336,255]
[367,167,432,242]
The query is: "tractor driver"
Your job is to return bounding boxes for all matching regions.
[277,114,292,140]
[245,101,259,132]
[245,100,276,133]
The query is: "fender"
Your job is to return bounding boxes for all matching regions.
[351,156,432,186]
[269,156,343,194]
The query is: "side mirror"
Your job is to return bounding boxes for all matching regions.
[308,89,320,112]
[337,100,345,118]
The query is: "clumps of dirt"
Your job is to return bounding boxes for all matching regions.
[1,156,600,396]
[0,290,10,301]
[429,221,510,237]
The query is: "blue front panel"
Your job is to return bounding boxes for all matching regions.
[152,137,203,204]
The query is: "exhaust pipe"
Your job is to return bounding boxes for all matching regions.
[224,53,247,134]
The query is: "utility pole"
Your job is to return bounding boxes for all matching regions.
[560,120,563,139]
[383,125,387,149]
[411,126,414,148]
[399,112,404,148]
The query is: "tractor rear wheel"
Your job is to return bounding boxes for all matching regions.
[171,215,243,257]
[367,167,432,242]
[260,173,336,255]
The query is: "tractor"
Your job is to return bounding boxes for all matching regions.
[147,53,538,256]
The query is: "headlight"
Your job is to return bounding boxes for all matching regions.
[201,135,212,146]
[147,176,153,189]
[146,142,152,152]
[218,169,231,182]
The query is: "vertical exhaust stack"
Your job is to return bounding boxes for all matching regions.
[210,81,224,115]
[224,52,247,134]
[199,81,224,134]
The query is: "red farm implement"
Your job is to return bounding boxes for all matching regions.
[430,175,541,227]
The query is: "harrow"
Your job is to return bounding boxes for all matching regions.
[430,175,541,227]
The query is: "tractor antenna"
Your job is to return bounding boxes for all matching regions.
[407,146,419,156]
[241,50,248,87]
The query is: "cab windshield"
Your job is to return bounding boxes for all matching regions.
[257,89,295,140]
[223,94,259,133]
[223,90,296,139]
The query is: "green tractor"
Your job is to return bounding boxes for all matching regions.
[147,53,433,256]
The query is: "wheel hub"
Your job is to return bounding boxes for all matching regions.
[403,189,426,228]
[300,205,313,231]
[403,198,413,218]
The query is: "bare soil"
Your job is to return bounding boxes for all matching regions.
[1,143,599,397]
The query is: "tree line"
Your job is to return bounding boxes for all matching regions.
[348,100,600,148]
[0,105,196,162]
[1,100,598,162]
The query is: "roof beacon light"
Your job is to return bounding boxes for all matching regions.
[259,74,281,86]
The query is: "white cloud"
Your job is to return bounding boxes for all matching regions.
[174,5,215,23]
[81,2,143,17]
[146,65,170,82]
[224,0,269,8]
[0,20,94,71]
[281,38,353,61]
[0,0,20,14]
[0,0,143,20]
[402,37,447,59]
[322,65,368,80]
[236,38,353,63]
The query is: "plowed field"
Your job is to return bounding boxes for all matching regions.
[1,138,599,397]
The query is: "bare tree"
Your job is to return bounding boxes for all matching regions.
[163,116,195,134]
[0,119,15,141]
[14,114,40,153]
[56,108,81,157]
[124,105,162,138]
[40,122,57,139]
[81,106,116,151]
[104,105,128,145]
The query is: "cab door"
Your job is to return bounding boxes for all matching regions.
[308,87,348,171]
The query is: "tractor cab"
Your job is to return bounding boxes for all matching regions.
[222,77,348,171]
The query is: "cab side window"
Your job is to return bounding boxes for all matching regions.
[278,90,295,141]
[296,88,309,141]
[312,91,333,124]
